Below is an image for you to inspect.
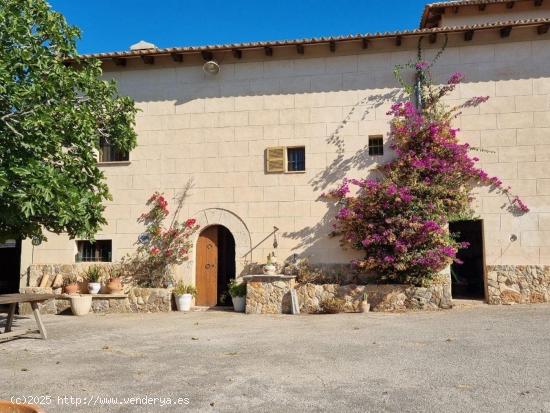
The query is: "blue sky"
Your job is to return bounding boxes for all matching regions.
[48,0,431,54]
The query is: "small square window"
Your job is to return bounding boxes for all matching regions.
[76,240,112,262]
[99,138,129,163]
[287,147,305,172]
[368,136,384,156]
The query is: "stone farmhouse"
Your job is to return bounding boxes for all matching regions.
[4,0,550,306]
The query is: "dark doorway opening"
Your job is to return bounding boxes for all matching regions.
[195,225,235,307]
[450,220,485,299]
[0,239,22,295]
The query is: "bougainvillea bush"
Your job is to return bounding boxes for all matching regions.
[122,192,199,287]
[327,61,528,286]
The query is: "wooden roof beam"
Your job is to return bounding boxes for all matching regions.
[296,44,304,54]
[500,26,512,37]
[534,0,543,6]
[232,49,242,59]
[395,35,402,46]
[264,46,273,56]
[362,38,369,49]
[479,4,487,11]
[506,1,515,8]
[170,53,183,62]
[537,23,549,34]
[464,30,474,41]
[201,50,213,61]
[329,41,336,52]
[113,57,126,66]
[429,33,437,44]
[141,55,154,64]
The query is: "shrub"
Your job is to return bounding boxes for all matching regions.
[83,265,103,283]
[327,57,528,286]
[121,192,200,288]
[173,281,197,297]
[228,279,246,298]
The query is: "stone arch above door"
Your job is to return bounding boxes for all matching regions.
[188,208,252,279]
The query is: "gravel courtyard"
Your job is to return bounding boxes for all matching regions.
[1,304,550,412]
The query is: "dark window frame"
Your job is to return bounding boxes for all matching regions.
[368,136,384,156]
[99,138,130,163]
[286,146,306,172]
[76,240,112,262]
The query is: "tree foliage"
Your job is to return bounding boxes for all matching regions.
[0,0,137,241]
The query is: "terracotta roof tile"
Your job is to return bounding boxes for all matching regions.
[81,18,550,61]
[420,0,541,28]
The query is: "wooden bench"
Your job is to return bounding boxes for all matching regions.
[0,293,54,340]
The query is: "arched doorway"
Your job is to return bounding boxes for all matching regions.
[195,225,235,306]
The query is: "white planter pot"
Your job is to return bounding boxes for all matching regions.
[88,282,101,294]
[175,294,193,311]
[263,264,277,276]
[70,295,92,316]
[231,295,246,312]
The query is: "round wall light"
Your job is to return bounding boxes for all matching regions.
[203,60,220,75]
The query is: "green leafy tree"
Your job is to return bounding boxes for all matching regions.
[0,0,137,241]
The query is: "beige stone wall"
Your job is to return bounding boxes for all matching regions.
[22,27,550,286]
[439,2,550,27]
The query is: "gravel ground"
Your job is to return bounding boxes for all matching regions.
[1,304,549,413]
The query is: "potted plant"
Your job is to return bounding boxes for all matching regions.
[63,274,79,295]
[263,252,277,276]
[173,281,197,311]
[84,265,103,294]
[106,265,124,294]
[228,279,246,312]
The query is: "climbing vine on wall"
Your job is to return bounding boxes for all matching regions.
[326,55,528,286]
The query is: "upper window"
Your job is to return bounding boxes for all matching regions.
[99,138,129,163]
[76,240,112,262]
[265,146,306,173]
[368,136,384,156]
[287,147,306,172]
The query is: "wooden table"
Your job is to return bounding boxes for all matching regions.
[0,293,54,340]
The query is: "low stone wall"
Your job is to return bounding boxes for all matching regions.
[127,288,173,312]
[296,284,365,313]
[296,281,452,313]
[27,263,113,289]
[244,275,296,314]
[364,282,452,311]
[486,265,550,304]
[19,287,173,314]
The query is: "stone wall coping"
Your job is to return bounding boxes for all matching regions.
[243,274,296,281]
[55,293,128,300]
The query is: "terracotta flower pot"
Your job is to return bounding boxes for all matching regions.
[107,277,123,294]
[0,400,45,413]
[64,283,79,295]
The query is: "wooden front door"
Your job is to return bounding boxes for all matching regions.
[196,226,218,306]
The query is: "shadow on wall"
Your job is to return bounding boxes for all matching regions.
[284,89,406,264]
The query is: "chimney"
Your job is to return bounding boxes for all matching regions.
[130,40,157,51]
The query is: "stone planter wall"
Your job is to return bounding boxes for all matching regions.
[127,287,173,312]
[364,282,452,311]
[296,281,452,313]
[296,284,366,313]
[27,263,113,289]
[486,265,550,304]
[19,287,173,314]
